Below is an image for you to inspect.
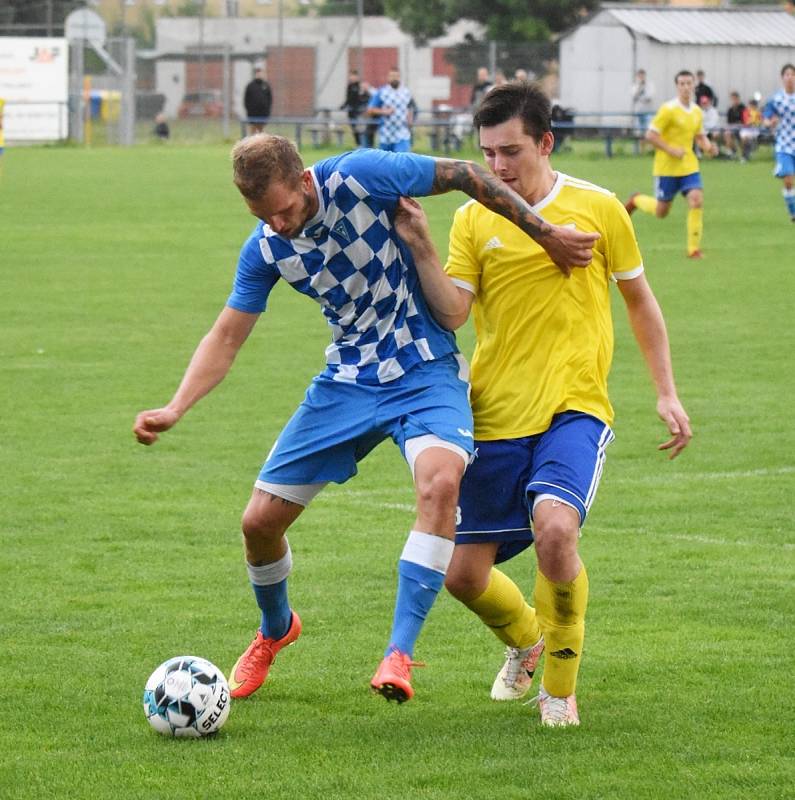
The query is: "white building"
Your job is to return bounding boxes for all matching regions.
[559,5,795,121]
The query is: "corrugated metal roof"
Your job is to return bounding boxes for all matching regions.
[605,7,795,47]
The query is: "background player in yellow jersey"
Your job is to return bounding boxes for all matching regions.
[395,82,692,726]
[625,70,718,259]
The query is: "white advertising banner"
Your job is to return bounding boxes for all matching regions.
[0,37,69,140]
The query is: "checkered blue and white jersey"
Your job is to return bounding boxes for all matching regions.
[763,90,795,155]
[368,84,413,144]
[227,149,458,386]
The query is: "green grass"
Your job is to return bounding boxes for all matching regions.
[1,142,793,800]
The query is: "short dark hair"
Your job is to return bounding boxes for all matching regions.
[473,81,551,141]
[675,70,694,83]
[231,134,304,200]
[782,63,795,76]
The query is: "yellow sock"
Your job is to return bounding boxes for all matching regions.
[687,207,703,254]
[634,194,658,215]
[534,566,589,697]
[464,568,542,649]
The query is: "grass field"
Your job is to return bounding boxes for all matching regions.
[1,140,793,800]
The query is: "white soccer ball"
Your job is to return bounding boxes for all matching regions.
[143,656,231,738]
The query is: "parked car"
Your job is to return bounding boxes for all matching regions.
[178,91,224,119]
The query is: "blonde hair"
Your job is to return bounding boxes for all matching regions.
[231,134,304,200]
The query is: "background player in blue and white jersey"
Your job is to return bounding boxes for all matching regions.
[367,67,415,152]
[763,63,795,222]
[133,134,599,705]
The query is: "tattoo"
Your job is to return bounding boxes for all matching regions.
[255,488,297,507]
[431,159,552,240]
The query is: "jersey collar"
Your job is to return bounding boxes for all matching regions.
[529,171,564,214]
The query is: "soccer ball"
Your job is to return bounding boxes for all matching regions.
[143,656,231,738]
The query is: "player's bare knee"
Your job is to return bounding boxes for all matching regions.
[444,568,484,602]
[415,468,460,514]
[241,493,295,543]
[533,517,579,561]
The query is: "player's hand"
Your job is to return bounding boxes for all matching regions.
[670,147,685,159]
[133,407,181,446]
[656,396,692,459]
[394,197,433,250]
[537,224,600,276]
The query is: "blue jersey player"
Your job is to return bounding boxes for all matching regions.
[133,134,598,704]
[763,63,795,222]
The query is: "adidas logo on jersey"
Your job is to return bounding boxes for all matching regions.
[484,236,504,251]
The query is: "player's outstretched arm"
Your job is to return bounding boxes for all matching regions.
[430,158,599,275]
[393,197,472,330]
[617,274,692,459]
[133,306,259,445]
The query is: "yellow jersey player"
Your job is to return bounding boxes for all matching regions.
[625,70,718,259]
[394,81,691,726]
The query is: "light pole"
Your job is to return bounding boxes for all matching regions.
[356,0,363,77]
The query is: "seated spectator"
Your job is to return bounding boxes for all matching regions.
[739,98,763,162]
[722,91,746,159]
[698,95,720,155]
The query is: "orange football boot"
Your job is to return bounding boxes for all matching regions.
[229,612,302,699]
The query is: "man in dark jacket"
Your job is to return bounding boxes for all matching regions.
[244,67,273,134]
[341,70,370,146]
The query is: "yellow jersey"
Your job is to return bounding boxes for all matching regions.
[649,99,703,176]
[445,172,643,440]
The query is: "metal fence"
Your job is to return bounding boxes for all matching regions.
[60,37,564,149]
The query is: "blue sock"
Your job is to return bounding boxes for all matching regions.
[252,578,291,640]
[784,188,795,217]
[386,560,445,657]
[247,543,293,641]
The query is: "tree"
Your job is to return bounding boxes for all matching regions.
[382,0,601,43]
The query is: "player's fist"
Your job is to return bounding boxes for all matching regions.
[133,407,180,445]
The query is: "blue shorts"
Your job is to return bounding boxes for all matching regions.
[654,173,703,202]
[379,139,411,153]
[259,353,474,486]
[773,152,795,178]
[455,411,614,564]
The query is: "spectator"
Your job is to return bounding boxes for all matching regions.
[153,112,170,141]
[359,81,378,148]
[493,69,507,88]
[340,69,369,147]
[695,69,718,109]
[551,100,574,153]
[243,66,273,134]
[367,67,414,152]
[631,68,656,132]
[722,91,746,159]
[699,94,720,149]
[514,68,529,82]
[470,67,492,110]
[740,98,763,162]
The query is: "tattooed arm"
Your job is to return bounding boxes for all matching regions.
[431,158,599,275]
